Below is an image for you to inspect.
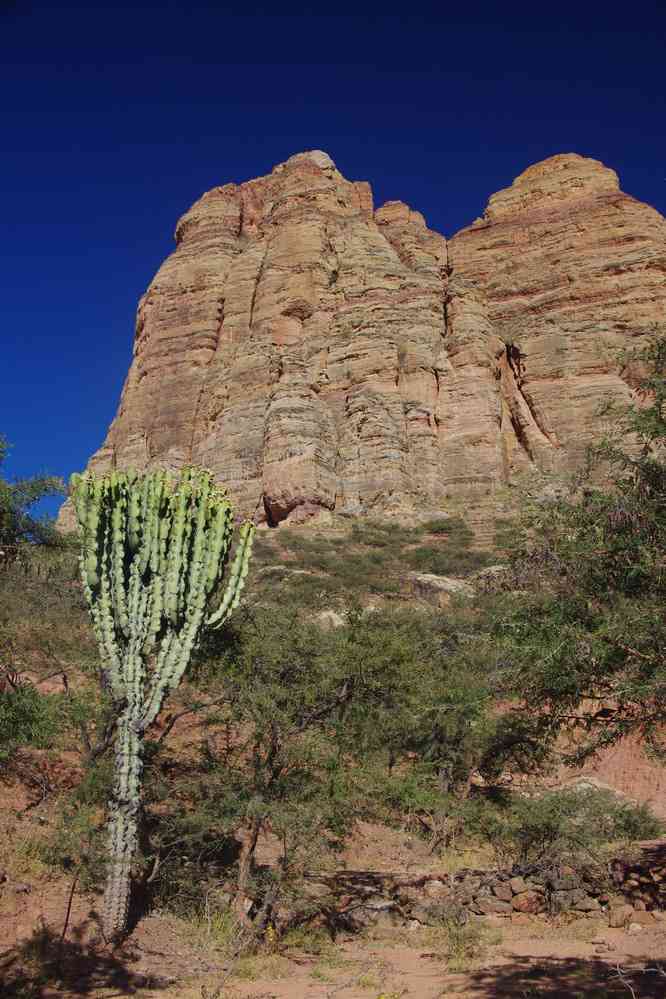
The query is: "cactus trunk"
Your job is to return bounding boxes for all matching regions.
[102,705,144,940]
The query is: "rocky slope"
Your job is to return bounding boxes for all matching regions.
[67,150,666,528]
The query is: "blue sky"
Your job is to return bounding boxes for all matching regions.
[2,1,665,513]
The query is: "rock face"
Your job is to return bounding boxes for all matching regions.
[449,154,666,483]
[69,150,666,527]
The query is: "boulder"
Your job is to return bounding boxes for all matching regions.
[608,904,635,929]
[512,891,545,914]
[474,898,513,916]
[406,573,474,608]
[492,882,514,903]
[574,895,600,912]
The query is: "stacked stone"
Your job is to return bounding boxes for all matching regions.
[326,850,666,930]
[402,864,606,920]
[609,850,666,912]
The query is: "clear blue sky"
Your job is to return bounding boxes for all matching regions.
[2,1,665,512]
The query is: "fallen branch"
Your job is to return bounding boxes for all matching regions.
[56,872,79,975]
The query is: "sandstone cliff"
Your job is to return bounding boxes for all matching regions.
[69,150,666,527]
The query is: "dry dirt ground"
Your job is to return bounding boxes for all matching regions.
[2,745,664,998]
[2,873,665,999]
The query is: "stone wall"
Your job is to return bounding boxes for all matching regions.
[307,843,666,931]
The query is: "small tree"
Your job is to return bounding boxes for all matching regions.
[498,338,666,757]
[0,434,64,554]
[71,467,254,940]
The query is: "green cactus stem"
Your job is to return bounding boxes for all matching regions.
[71,467,254,941]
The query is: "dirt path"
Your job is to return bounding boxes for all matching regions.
[4,900,664,999]
[177,924,666,999]
[2,821,665,999]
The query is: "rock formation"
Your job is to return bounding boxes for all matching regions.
[67,150,666,528]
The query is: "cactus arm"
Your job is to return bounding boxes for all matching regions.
[203,499,234,594]
[141,628,186,726]
[135,472,154,577]
[127,469,142,554]
[185,472,211,608]
[98,526,128,702]
[110,477,130,637]
[206,522,255,629]
[126,563,150,705]
[164,470,193,625]
[79,556,125,701]
[142,573,164,655]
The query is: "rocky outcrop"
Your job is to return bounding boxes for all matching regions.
[64,150,666,528]
[405,571,474,607]
[449,153,666,482]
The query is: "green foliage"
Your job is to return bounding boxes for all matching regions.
[0,435,64,549]
[0,545,95,668]
[408,517,491,574]
[147,603,546,922]
[405,544,489,576]
[72,754,115,806]
[0,681,64,762]
[34,800,107,890]
[472,787,662,866]
[71,466,255,939]
[495,339,666,757]
[422,515,473,539]
[150,607,365,916]
[248,513,487,610]
[439,913,495,972]
[349,519,419,548]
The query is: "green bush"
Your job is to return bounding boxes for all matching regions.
[246,510,489,614]
[349,519,420,548]
[0,433,64,548]
[143,604,526,922]
[0,682,64,762]
[473,787,662,865]
[498,339,666,756]
[0,548,96,665]
[421,516,470,537]
[34,802,106,890]
[406,545,489,577]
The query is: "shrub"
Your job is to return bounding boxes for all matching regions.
[144,604,521,926]
[405,544,489,577]
[474,787,662,865]
[422,909,500,972]
[422,516,471,537]
[0,434,64,549]
[499,339,666,756]
[33,801,106,890]
[0,547,96,666]
[0,680,65,762]
[349,519,420,548]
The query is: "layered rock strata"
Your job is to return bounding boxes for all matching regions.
[71,150,666,526]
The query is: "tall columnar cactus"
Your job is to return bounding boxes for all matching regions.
[70,467,254,940]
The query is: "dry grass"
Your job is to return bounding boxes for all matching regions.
[0,550,96,670]
[233,952,292,982]
[437,844,496,873]
[511,914,607,944]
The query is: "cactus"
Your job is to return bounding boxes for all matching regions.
[71,467,254,940]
